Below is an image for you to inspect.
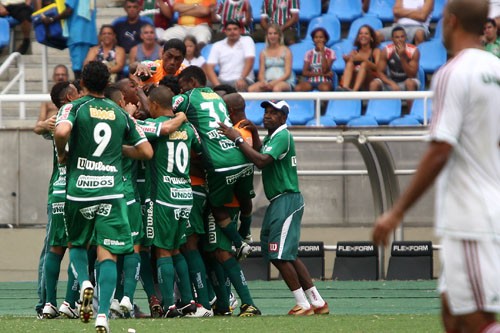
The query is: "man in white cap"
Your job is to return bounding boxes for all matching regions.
[218,100,329,316]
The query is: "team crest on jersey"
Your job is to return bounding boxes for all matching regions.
[269,243,278,252]
[80,204,100,219]
[58,103,73,121]
[172,95,185,111]
[265,146,272,152]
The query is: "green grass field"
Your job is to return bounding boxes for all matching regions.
[0,280,443,332]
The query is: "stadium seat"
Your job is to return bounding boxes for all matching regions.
[250,0,264,24]
[346,115,379,127]
[304,14,341,46]
[245,99,265,126]
[365,98,402,124]
[418,65,426,91]
[306,115,337,127]
[327,0,363,23]
[253,42,266,74]
[239,242,270,280]
[409,98,432,124]
[366,0,395,23]
[299,0,322,23]
[325,99,362,125]
[386,241,433,280]
[432,18,443,41]
[431,0,446,22]
[286,99,315,125]
[6,15,19,27]
[0,18,9,50]
[389,116,421,126]
[332,241,379,280]
[331,41,355,75]
[417,40,447,74]
[200,43,213,59]
[289,40,314,75]
[346,16,383,41]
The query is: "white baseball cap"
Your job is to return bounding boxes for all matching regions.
[260,100,290,115]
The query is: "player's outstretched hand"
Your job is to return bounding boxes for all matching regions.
[372,209,403,247]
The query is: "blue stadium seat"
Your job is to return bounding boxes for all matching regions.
[289,41,314,75]
[253,42,266,74]
[389,116,421,126]
[366,0,395,23]
[286,100,315,125]
[365,99,402,124]
[331,41,354,75]
[325,99,362,125]
[432,18,443,41]
[346,115,378,126]
[304,14,341,46]
[250,0,264,24]
[0,18,9,50]
[200,43,213,59]
[327,0,363,23]
[417,40,447,74]
[306,115,337,127]
[299,0,322,23]
[409,98,433,124]
[346,16,383,41]
[431,0,446,22]
[6,16,19,27]
[245,99,265,126]
[418,66,426,91]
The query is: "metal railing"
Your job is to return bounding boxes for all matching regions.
[0,52,25,126]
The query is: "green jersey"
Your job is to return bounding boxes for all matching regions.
[122,156,140,203]
[56,95,147,201]
[137,118,163,203]
[485,38,500,58]
[261,125,300,200]
[48,138,67,204]
[142,116,202,204]
[172,87,249,171]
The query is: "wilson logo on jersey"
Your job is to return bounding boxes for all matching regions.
[172,96,185,111]
[169,130,188,140]
[77,158,118,172]
[103,239,125,246]
[58,103,73,121]
[269,243,278,252]
[291,156,297,167]
[208,220,216,244]
[146,202,154,239]
[76,175,114,188]
[90,107,116,120]
[163,176,189,184]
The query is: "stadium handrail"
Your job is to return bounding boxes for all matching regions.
[0,51,25,125]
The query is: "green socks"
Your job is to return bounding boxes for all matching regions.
[222,257,253,306]
[139,251,157,299]
[173,253,194,305]
[157,256,175,308]
[98,259,117,316]
[123,253,141,303]
[69,247,89,286]
[221,222,243,248]
[184,249,210,309]
[45,251,63,305]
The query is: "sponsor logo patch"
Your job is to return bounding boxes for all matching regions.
[76,175,114,188]
[77,158,118,172]
[269,242,278,252]
[90,107,115,120]
[170,188,193,200]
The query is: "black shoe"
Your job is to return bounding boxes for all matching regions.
[176,301,196,316]
[213,306,232,316]
[238,304,261,317]
[16,39,30,55]
[164,305,182,318]
[36,307,44,320]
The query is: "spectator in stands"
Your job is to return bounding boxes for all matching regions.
[249,24,295,92]
[482,18,500,57]
[253,0,299,46]
[139,0,173,38]
[294,27,336,93]
[113,0,152,54]
[212,0,252,42]
[370,26,420,92]
[362,0,370,13]
[339,25,381,91]
[376,0,434,46]
[40,0,97,80]
[490,0,500,28]
[205,20,255,91]
[84,25,126,83]
[160,0,217,49]
[129,23,163,63]
[182,35,206,68]
[0,0,32,54]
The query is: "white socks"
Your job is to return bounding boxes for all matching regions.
[292,288,311,309]
[305,286,325,308]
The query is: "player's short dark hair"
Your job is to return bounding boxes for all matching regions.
[391,26,406,37]
[82,61,110,93]
[213,84,237,95]
[104,85,123,105]
[163,38,186,57]
[159,75,181,95]
[448,0,488,35]
[178,65,206,86]
[50,81,71,108]
[148,85,174,108]
[486,18,497,27]
[72,79,82,93]
[224,19,241,29]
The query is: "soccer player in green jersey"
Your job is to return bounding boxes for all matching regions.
[54,61,153,333]
[174,65,254,261]
[218,100,329,316]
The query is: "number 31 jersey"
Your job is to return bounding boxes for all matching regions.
[56,96,147,201]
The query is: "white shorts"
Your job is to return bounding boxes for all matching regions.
[438,236,500,315]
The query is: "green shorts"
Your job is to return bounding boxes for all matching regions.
[141,200,154,247]
[206,165,255,207]
[186,185,207,237]
[203,206,239,253]
[65,199,133,255]
[47,201,68,247]
[127,199,144,245]
[260,193,304,261]
[153,200,190,250]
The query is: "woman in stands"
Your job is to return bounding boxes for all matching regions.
[84,25,126,83]
[294,27,336,92]
[129,23,163,64]
[339,25,380,91]
[249,24,295,92]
